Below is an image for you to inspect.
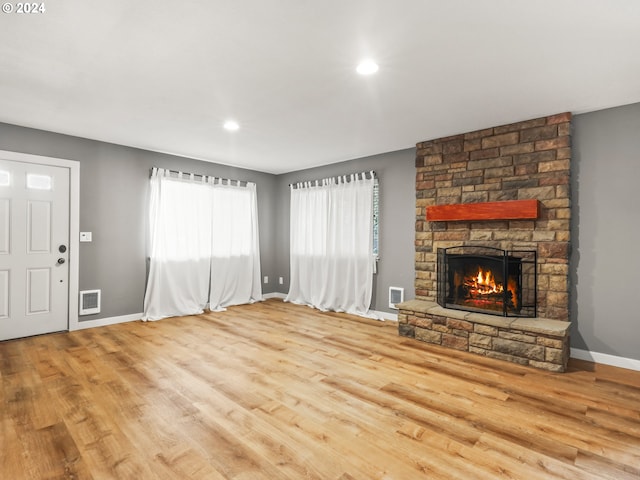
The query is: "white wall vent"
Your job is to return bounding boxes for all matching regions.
[389,287,404,309]
[79,289,101,315]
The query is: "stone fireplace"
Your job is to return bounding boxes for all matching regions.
[398,113,572,372]
[437,245,537,317]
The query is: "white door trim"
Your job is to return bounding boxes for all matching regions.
[0,150,79,332]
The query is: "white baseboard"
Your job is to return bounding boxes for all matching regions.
[571,348,640,372]
[263,292,287,300]
[262,294,398,321]
[372,310,398,321]
[72,312,143,331]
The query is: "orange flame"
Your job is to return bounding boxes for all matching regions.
[466,268,503,295]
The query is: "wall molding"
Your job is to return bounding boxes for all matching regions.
[571,348,640,372]
[263,292,286,300]
[73,313,143,331]
[263,294,398,322]
[373,310,398,321]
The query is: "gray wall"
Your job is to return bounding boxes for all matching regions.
[571,103,640,361]
[274,149,416,314]
[3,100,640,361]
[0,123,278,321]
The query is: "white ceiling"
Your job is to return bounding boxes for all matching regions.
[1,1,639,174]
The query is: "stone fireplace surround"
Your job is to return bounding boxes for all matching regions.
[398,113,572,372]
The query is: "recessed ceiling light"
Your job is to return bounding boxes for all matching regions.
[223,120,240,131]
[356,59,379,75]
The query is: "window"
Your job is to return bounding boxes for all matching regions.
[0,171,10,187]
[143,168,262,319]
[287,172,376,316]
[26,174,52,190]
[373,178,379,257]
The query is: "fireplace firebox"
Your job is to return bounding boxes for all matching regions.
[437,246,537,317]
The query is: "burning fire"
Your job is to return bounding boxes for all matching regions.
[462,268,519,310]
[465,268,503,295]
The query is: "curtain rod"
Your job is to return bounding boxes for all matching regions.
[289,170,376,188]
[151,167,251,186]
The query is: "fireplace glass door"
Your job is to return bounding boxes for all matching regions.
[437,246,536,317]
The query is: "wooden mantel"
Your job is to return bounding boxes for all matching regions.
[426,199,540,222]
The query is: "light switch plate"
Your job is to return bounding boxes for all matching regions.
[80,232,92,242]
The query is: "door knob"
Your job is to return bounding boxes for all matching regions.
[57,258,66,265]
[59,245,67,253]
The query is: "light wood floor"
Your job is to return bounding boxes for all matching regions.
[1,299,639,479]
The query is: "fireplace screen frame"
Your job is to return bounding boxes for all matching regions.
[437,246,537,318]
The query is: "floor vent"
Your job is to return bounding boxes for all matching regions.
[389,287,404,309]
[79,290,101,315]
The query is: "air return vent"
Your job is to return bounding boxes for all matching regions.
[389,287,404,309]
[79,290,101,315]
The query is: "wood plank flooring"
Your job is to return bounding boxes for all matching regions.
[1,298,639,479]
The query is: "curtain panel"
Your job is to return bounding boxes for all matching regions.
[143,168,262,320]
[285,172,376,317]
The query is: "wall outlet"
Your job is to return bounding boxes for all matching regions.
[263,276,269,284]
[279,277,284,285]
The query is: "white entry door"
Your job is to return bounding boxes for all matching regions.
[0,159,70,341]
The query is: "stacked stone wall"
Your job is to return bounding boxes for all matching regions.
[414,113,571,321]
[405,113,572,371]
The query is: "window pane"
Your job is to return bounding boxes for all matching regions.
[27,174,52,190]
[155,178,212,261]
[0,171,9,187]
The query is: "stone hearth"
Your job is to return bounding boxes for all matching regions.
[397,300,569,372]
[400,113,571,372]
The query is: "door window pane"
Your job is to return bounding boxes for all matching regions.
[0,171,10,187]
[27,174,52,190]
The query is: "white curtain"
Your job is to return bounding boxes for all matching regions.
[143,169,262,320]
[208,180,262,311]
[285,172,376,317]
